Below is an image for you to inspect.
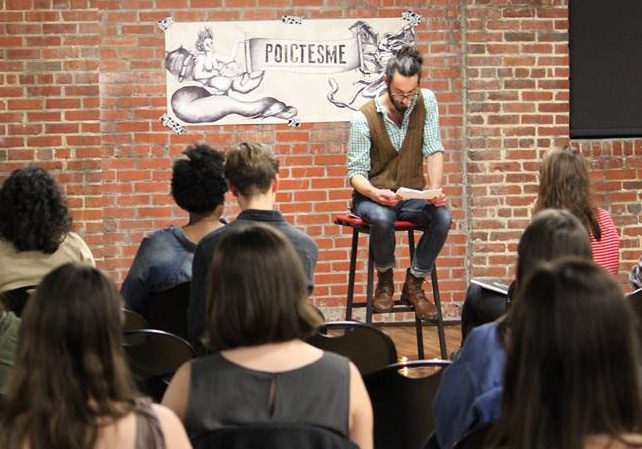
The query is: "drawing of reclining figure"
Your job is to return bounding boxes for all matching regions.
[165,27,297,123]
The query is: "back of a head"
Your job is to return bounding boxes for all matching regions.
[0,167,71,254]
[496,258,642,449]
[203,223,319,351]
[516,208,592,284]
[385,45,423,81]
[171,144,227,214]
[0,263,136,449]
[534,146,601,239]
[224,142,279,198]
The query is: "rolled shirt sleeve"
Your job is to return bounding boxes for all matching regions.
[421,89,444,156]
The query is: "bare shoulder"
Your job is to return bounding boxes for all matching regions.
[151,404,193,449]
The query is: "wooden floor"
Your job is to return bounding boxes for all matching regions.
[381,323,462,361]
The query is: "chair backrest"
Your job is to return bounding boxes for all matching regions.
[123,329,195,378]
[627,288,642,345]
[0,285,36,317]
[452,422,495,449]
[123,308,148,332]
[364,360,451,449]
[145,282,190,340]
[191,424,358,449]
[306,321,397,375]
[627,288,642,315]
[123,329,195,401]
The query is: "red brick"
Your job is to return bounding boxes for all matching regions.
[27,136,62,147]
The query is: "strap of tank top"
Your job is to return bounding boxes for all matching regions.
[134,397,166,449]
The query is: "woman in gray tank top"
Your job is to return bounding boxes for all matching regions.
[163,224,373,448]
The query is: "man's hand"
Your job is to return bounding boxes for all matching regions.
[372,189,400,207]
[428,192,447,207]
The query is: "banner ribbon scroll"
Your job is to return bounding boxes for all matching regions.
[245,37,362,74]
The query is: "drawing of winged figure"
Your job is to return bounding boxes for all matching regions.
[165,27,297,123]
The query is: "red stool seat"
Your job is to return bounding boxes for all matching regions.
[334,213,448,359]
[334,214,420,230]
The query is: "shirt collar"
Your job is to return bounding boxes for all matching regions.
[237,209,284,222]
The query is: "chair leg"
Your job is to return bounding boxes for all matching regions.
[408,230,426,359]
[365,246,374,324]
[346,228,359,321]
[431,265,448,359]
[415,315,425,359]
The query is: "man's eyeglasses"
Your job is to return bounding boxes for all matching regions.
[389,90,418,101]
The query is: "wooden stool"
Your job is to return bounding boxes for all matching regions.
[335,214,448,359]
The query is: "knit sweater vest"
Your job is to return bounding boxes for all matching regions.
[360,93,426,191]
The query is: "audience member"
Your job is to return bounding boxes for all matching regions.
[433,209,592,449]
[121,144,227,314]
[490,258,642,449]
[187,142,318,346]
[460,145,620,341]
[0,302,19,393]
[0,167,95,295]
[534,145,620,274]
[164,224,372,448]
[0,263,191,449]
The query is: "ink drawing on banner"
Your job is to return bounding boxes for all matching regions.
[164,18,417,126]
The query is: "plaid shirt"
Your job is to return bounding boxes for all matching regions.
[347,88,444,179]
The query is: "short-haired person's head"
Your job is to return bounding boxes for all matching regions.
[0,263,137,449]
[171,144,227,214]
[534,145,601,240]
[0,167,71,254]
[224,142,279,198]
[515,208,592,284]
[203,223,320,351]
[494,258,642,449]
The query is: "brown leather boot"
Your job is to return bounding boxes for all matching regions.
[400,269,438,321]
[373,269,394,312]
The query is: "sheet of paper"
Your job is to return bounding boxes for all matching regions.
[396,187,442,201]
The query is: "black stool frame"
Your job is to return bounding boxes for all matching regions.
[342,220,448,359]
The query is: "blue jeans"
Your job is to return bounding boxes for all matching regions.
[352,192,452,275]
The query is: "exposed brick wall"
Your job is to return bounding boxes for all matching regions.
[1,0,640,320]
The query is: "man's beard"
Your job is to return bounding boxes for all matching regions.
[387,84,408,113]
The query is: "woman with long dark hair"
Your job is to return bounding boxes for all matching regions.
[491,258,642,449]
[460,145,620,342]
[534,145,620,274]
[163,224,373,448]
[0,263,191,449]
[0,167,95,295]
[433,209,593,449]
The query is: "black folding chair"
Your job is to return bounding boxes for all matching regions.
[306,321,397,375]
[364,360,451,449]
[192,423,358,449]
[144,282,190,340]
[123,308,148,332]
[123,329,195,402]
[0,285,36,317]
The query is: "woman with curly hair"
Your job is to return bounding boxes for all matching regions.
[0,263,192,449]
[0,167,95,295]
[121,144,227,315]
[534,145,620,274]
